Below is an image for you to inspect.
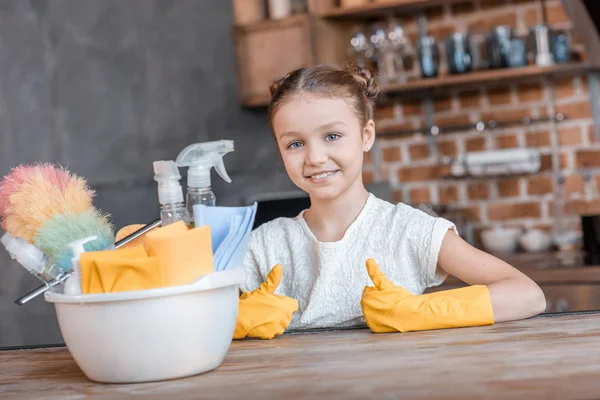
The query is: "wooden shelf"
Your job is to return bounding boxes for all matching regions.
[381,62,591,97]
[241,93,271,108]
[319,0,467,19]
[233,13,308,32]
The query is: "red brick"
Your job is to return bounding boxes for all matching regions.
[434,113,472,126]
[527,176,553,195]
[576,150,600,168]
[438,140,458,157]
[402,99,422,117]
[558,126,582,146]
[479,0,508,10]
[425,5,445,21]
[362,170,374,185]
[540,152,568,171]
[555,78,576,99]
[438,185,459,205]
[487,202,542,221]
[434,96,453,113]
[517,83,543,103]
[410,187,431,204]
[382,146,402,162]
[481,108,532,122]
[487,87,513,106]
[589,125,598,143]
[522,7,541,27]
[459,90,482,108]
[364,149,372,164]
[544,2,570,24]
[393,190,404,203]
[526,130,550,147]
[454,206,481,221]
[468,182,489,200]
[565,175,584,193]
[450,1,475,16]
[495,134,519,149]
[429,24,455,41]
[409,144,430,161]
[555,101,592,120]
[465,137,486,152]
[378,122,416,137]
[468,12,517,33]
[374,104,395,120]
[497,179,520,197]
[397,165,439,182]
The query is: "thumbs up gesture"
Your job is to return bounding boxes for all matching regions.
[234,264,299,340]
[361,258,494,333]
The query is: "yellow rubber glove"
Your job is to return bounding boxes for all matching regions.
[361,258,494,333]
[234,264,299,340]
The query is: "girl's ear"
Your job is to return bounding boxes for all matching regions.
[362,120,376,152]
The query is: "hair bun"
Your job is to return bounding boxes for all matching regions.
[348,65,380,101]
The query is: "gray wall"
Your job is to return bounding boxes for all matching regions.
[0,0,296,348]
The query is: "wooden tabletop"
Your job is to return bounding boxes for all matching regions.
[2,312,600,399]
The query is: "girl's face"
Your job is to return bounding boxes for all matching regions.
[272,94,375,202]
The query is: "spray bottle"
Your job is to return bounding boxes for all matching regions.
[176,140,234,223]
[64,236,97,295]
[153,160,191,226]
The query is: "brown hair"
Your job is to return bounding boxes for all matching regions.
[268,63,380,130]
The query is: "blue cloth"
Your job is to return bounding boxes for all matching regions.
[193,203,257,271]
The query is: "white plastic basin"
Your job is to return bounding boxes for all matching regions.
[45,268,245,383]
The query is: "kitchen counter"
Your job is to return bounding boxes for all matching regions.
[1,312,600,399]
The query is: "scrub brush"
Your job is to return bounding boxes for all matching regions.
[0,162,115,276]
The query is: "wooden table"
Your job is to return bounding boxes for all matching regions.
[2,312,600,399]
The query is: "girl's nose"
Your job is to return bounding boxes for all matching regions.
[305,144,327,166]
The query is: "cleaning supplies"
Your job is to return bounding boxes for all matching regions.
[64,236,98,295]
[1,231,50,281]
[234,264,298,340]
[175,140,234,221]
[80,245,165,294]
[143,220,214,286]
[0,163,115,275]
[153,160,191,226]
[193,202,257,271]
[361,258,494,333]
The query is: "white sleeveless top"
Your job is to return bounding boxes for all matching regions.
[241,193,456,331]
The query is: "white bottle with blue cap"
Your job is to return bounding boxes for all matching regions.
[64,236,97,295]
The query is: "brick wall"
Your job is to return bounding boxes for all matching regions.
[364,0,596,246]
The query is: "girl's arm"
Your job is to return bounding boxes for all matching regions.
[437,229,547,322]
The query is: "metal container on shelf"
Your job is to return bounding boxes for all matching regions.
[529,24,554,66]
[417,36,440,78]
[445,33,473,74]
[486,26,515,68]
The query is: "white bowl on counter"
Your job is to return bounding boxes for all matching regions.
[519,229,552,253]
[45,267,245,384]
[481,227,522,254]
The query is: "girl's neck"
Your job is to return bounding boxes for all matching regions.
[303,180,370,242]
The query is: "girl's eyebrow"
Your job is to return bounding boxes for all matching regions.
[280,121,346,139]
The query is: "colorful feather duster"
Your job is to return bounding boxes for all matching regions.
[0,163,115,274]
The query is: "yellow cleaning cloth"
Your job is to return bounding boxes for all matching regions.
[144,221,213,286]
[115,224,147,249]
[80,245,166,294]
[361,258,494,333]
[234,264,299,340]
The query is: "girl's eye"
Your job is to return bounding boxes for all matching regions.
[326,133,340,141]
[287,141,303,149]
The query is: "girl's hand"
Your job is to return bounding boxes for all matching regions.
[437,230,547,322]
[234,264,299,340]
[362,258,494,333]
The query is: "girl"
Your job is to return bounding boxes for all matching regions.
[239,63,546,333]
